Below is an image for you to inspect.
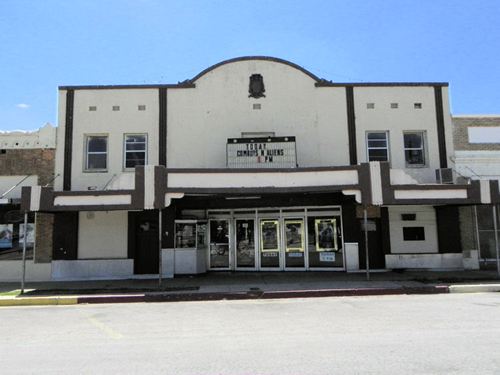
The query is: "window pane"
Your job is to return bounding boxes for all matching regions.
[477,205,494,230]
[126,135,146,144]
[367,140,387,148]
[405,150,424,165]
[88,137,107,152]
[125,135,147,168]
[478,231,500,259]
[403,227,425,241]
[367,132,387,140]
[88,153,107,169]
[126,143,146,151]
[125,152,146,168]
[404,133,422,148]
[368,149,388,161]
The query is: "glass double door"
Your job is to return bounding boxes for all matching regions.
[208,217,306,270]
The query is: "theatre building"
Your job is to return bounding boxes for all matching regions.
[21,56,493,280]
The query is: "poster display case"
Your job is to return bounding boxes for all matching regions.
[175,221,197,249]
[315,218,338,252]
[308,216,343,268]
[260,220,280,268]
[284,219,305,268]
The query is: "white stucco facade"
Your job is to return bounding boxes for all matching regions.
[167,61,350,168]
[55,89,159,191]
[22,56,479,280]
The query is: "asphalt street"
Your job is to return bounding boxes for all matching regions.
[1,293,499,374]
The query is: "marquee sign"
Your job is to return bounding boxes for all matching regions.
[227,136,297,168]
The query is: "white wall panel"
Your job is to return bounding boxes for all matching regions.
[388,205,439,254]
[78,211,128,259]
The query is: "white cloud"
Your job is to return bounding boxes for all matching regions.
[16,103,30,109]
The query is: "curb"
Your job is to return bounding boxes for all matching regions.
[0,296,78,307]
[449,284,500,293]
[2,284,499,307]
[76,285,450,305]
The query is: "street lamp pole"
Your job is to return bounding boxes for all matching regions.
[364,206,370,281]
[158,209,163,288]
[21,211,28,294]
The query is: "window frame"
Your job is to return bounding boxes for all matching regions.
[123,133,148,170]
[84,134,108,172]
[366,131,390,163]
[403,131,427,168]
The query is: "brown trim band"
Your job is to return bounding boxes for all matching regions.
[21,187,31,211]
[345,86,357,165]
[154,166,168,209]
[159,88,167,166]
[316,82,449,87]
[434,86,448,168]
[190,56,321,83]
[357,163,371,205]
[58,83,195,90]
[490,180,500,203]
[63,90,74,191]
[131,166,145,209]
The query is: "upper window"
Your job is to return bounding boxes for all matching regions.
[85,135,107,171]
[124,134,147,169]
[366,132,389,162]
[404,132,426,166]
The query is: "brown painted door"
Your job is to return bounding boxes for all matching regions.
[359,218,386,269]
[53,212,78,260]
[134,211,159,274]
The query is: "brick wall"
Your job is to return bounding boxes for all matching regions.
[0,148,55,185]
[458,206,477,251]
[453,117,500,151]
[0,148,55,263]
[34,213,54,263]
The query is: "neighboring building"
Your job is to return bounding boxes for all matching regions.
[453,115,500,266]
[21,56,492,281]
[0,123,56,281]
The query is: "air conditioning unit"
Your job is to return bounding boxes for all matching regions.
[435,168,454,184]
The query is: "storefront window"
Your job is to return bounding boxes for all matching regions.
[0,208,35,260]
[209,220,230,268]
[196,222,207,250]
[175,221,197,249]
[236,219,255,268]
[476,205,500,260]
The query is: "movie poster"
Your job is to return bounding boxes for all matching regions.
[285,220,304,252]
[261,220,279,252]
[0,224,13,249]
[19,223,35,246]
[315,219,338,251]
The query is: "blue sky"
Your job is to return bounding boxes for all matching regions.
[1,0,499,131]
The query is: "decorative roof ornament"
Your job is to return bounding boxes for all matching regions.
[249,74,266,99]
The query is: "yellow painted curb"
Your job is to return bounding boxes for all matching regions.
[0,297,78,307]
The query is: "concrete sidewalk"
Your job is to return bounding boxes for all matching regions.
[1,270,499,307]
